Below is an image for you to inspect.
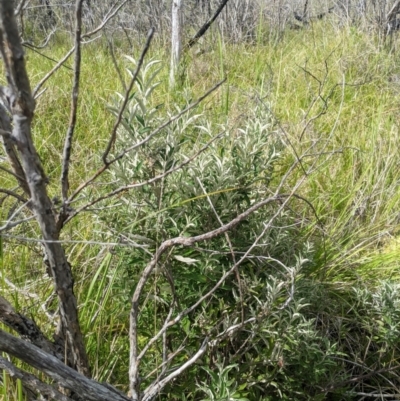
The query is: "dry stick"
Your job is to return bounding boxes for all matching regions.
[0,188,27,203]
[0,164,28,184]
[106,33,127,92]
[349,393,399,399]
[83,0,130,38]
[0,212,34,233]
[0,234,154,248]
[22,28,56,49]
[102,27,155,164]
[195,176,245,323]
[0,0,90,376]
[33,46,75,97]
[142,338,208,401]
[26,46,74,75]
[61,0,84,203]
[144,344,185,381]
[302,0,309,19]
[387,0,400,21]
[32,0,128,98]
[185,0,232,50]
[0,162,18,177]
[0,357,74,401]
[67,79,225,207]
[0,329,131,401]
[65,131,224,224]
[14,0,27,16]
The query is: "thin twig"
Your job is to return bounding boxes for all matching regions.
[61,0,84,203]
[22,28,56,49]
[102,28,155,164]
[68,79,225,206]
[14,0,27,16]
[0,188,27,203]
[66,131,225,223]
[33,46,75,97]
[32,1,131,97]
[83,0,130,39]
[387,0,400,21]
[195,176,244,322]
[144,344,185,381]
[0,164,27,182]
[105,33,127,92]
[142,338,208,401]
[0,213,34,232]
[0,234,152,248]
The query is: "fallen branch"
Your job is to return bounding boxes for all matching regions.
[0,357,73,401]
[0,329,131,401]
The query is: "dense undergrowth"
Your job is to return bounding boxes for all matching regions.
[1,20,400,400]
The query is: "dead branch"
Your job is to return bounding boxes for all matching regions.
[0,329,130,401]
[102,27,155,164]
[196,176,244,322]
[105,33,127,92]
[14,0,28,17]
[22,28,56,49]
[0,188,27,203]
[33,46,75,97]
[31,0,131,99]
[61,0,84,203]
[62,0,137,203]
[185,0,232,50]
[0,356,73,401]
[141,338,208,401]
[83,0,130,38]
[387,0,400,22]
[0,163,28,185]
[0,0,89,376]
[0,201,34,232]
[0,295,61,358]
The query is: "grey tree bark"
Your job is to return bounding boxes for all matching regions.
[170,0,183,87]
[0,0,90,377]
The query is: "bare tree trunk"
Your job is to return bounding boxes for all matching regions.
[0,0,90,377]
[170,0,183,88]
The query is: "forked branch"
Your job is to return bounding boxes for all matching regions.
[0,0,89,376]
